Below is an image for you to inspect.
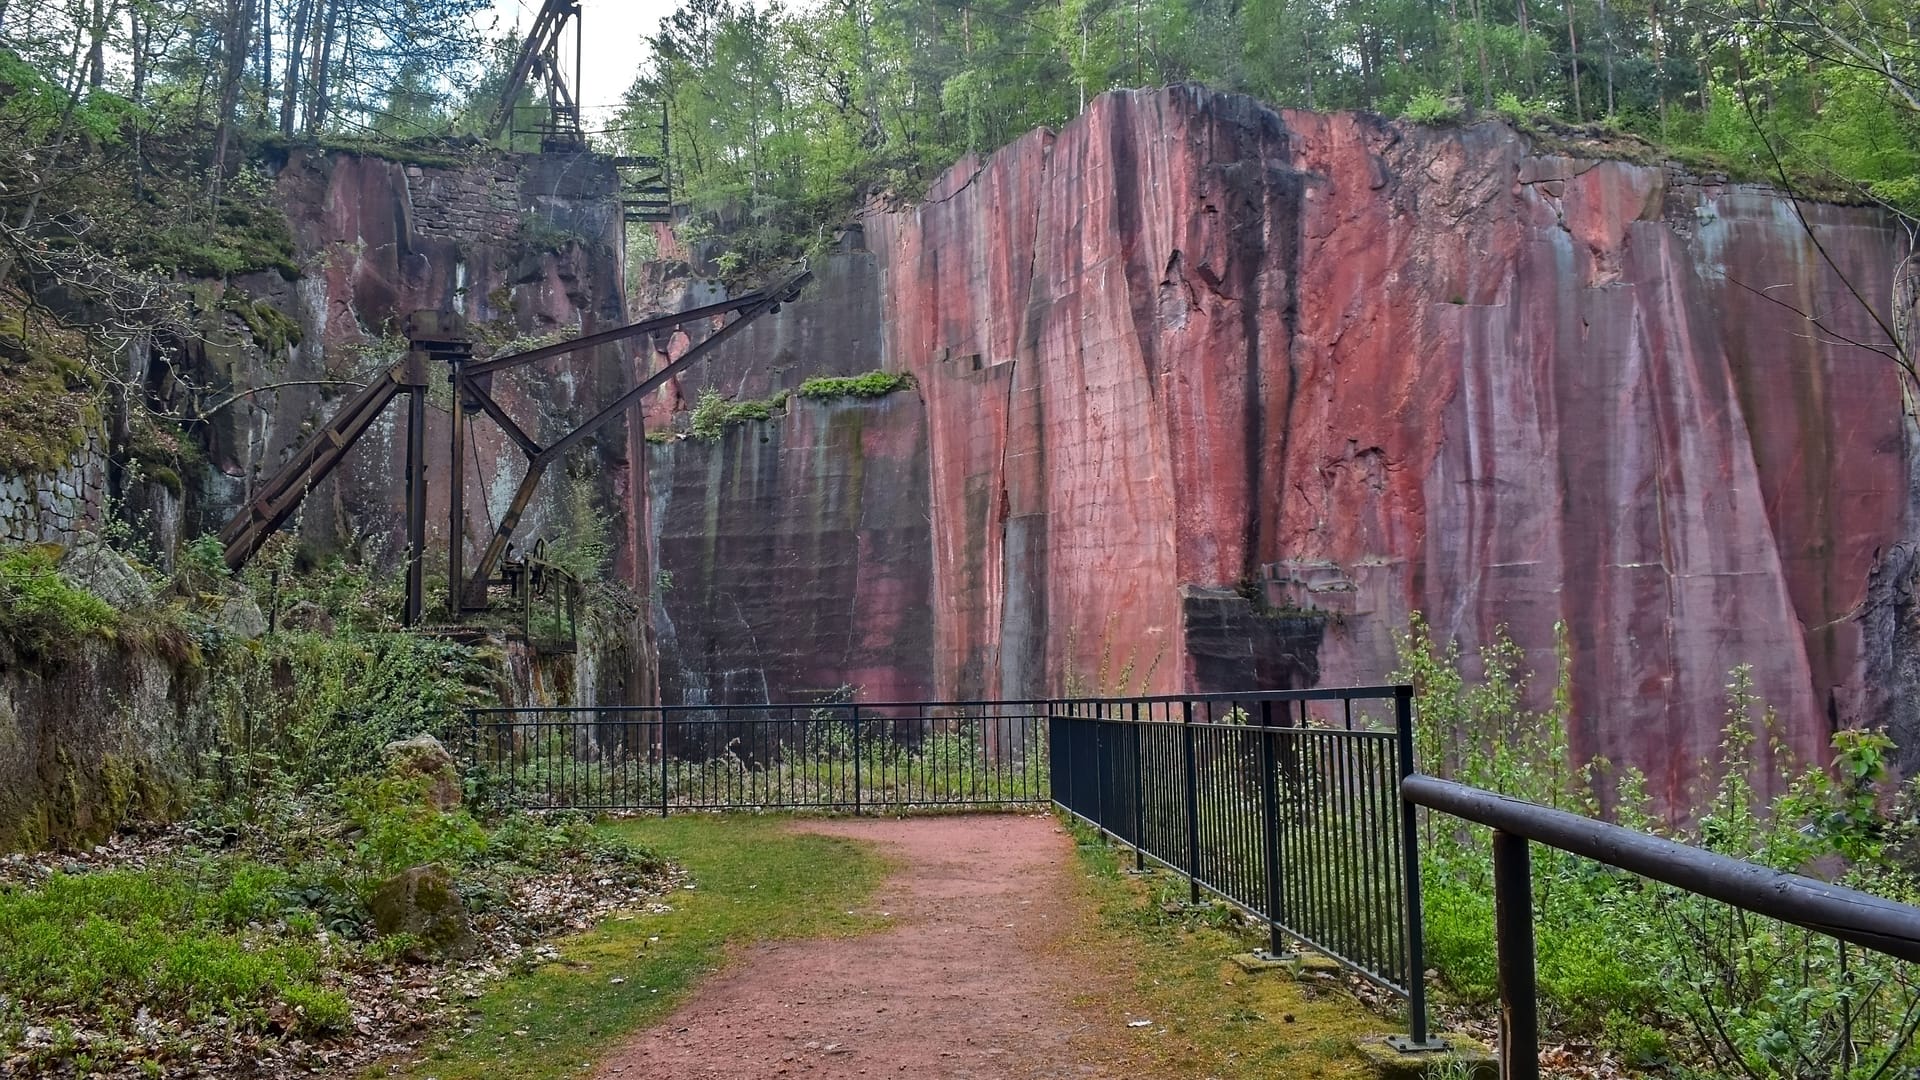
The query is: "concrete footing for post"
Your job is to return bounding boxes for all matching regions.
[1354,1034,1495,1079]
[1228,950,1298,972]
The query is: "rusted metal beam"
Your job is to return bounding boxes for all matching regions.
[485,0,577,141]
[464,292,774,378]
[458,271,811,604]
[468,388,544,459]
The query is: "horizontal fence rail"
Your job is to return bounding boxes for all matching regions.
[1048,686,1433,1046]
[461,700,1050,813]
[1403,774,1920,1080]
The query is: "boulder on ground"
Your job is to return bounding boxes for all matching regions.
[369,863,473,957]
[278,599,334,633]
[383,734,462,811]
[58,534,153,609]
[218,595,267,639]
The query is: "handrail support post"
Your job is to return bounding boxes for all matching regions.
[1493,829,1540,1080]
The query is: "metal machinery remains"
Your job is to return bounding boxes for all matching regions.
[485,0,587,152]
[218,271,814,628]
[479,0,673,226]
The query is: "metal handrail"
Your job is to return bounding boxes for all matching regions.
[1401,774,1920,1080]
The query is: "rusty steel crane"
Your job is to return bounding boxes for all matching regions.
[219,271,813,626]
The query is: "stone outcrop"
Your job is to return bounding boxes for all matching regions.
[629,89,1920,807]
[369,863,472,957]
[637,251,935,704]
[857,87,1914,805]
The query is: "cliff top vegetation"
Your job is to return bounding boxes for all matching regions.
[612,0,1919,269]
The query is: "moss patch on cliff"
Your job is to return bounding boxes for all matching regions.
[223,293,304,355]
[0,302,103,476]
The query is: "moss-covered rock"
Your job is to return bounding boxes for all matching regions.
[369,863,474,957]
[0,302,104,476]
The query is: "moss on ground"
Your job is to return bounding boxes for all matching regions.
[382,816,891,1080]
[1062,817,1396,1079]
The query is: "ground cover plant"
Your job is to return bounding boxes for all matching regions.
[1398,617,1920,1078]
[0,779,666,1078]
[1063,816,1395,1079]
[383,815,890,1080]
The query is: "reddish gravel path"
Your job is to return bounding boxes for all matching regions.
[593,814,1126,1079]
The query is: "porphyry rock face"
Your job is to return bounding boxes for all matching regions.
[865,87,1915,805]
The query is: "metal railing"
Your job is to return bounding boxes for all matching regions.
[462,700,1050,813]
[1404,775,1920,1080]
[1049,686,1435,1046]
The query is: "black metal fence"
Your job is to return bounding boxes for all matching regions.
[462,700,1049,813]
[465,689,1430,1037]
[1049,687,1432,1045]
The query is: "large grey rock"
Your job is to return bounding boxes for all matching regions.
[57,534,154,610]
[218,595,267,640]
[278,599,334,634]
[383,734,462,811]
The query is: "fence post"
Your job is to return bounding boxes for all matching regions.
[1258,708,1291,960]
[1130,701,1148,874]
[852,704,863,816]
[660,713,670,818]
[1493,830,1540,1080]
[1391,683,1441,1050]
[1182,700,1201,907]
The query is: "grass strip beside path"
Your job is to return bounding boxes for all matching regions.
[1063,818,1396,1079]
[382,816,891,1080]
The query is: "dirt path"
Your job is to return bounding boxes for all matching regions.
[593,814,1129,1079]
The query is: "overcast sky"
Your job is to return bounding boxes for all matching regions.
[484,0,680,124]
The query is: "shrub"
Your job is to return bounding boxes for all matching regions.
[1401,89,1464,125]
[1398,619,1920,1076]
[796,371,913,400]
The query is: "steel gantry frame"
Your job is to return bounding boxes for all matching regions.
[219,270,813,626]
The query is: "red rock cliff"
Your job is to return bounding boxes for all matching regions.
[865,87,1916,805]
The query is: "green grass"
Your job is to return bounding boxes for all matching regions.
[1063,817,1394,1079]
[0,857,335,1034]
[386,815,891,1079]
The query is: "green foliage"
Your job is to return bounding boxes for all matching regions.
[545,471,614,583]
[0,546,119,660]
[686,386,794,440]
[343,776,489,878]
[0,795,664,1074]
[795,370,914,400]
[616,0,1917,275]
[1400,619,1920,1076]
[1402,89,1464,125]
[0,305,104,476]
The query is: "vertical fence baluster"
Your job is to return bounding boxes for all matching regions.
[1182,700,1200,907]
[1395,684,1432,1045]
[852,703,863,816]
[1260,718,1285,958]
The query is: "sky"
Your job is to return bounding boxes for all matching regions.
[484,0,681,127]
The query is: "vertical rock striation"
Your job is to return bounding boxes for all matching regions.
[862,87,1914,804]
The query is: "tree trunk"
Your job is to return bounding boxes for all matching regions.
[281,0,312,135]
[260,0,274,119]
[85,0,106,89]
[1565,0,1583,120]
[1595,0,1615,116]
[1517,0,1536,96]
[209,0,261,203]
[1468,0,1492,109]
[311,0,342,133]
